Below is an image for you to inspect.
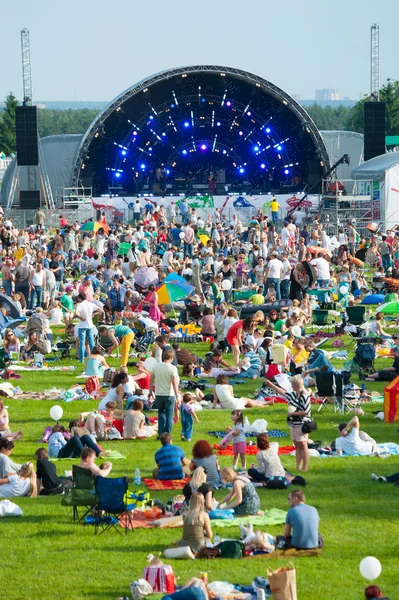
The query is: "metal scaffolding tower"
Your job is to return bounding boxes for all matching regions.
[370,24,380,101]
[21,28,33,106]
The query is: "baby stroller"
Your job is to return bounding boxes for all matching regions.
[351,337,378,378]
[131,319,155,353]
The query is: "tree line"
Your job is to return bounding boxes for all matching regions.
[1,80,399,156]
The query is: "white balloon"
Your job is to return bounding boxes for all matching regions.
[50,405,63,421]
[292,325,302,337]
[221,279,232,291]
[179,232,185,240]
[144,357,158,373]
[339,286,348,295]
[359,556,382,581]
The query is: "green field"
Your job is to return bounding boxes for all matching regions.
[2,338,399,600]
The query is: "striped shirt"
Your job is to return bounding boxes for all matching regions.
[154,445,185,480]
[245,351,261,373]
[114,325,133,338]
[286,390,311,428]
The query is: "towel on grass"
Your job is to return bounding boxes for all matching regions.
[143,478,191,491]
[211,508,287,529]
[214,444,295,456]
[208,429,288,439]
[50,450,126,461]
[245,547,322,559]
[118,510,183,530]
[12,365,76,371]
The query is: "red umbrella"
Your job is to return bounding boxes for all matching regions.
[307,246,328,256]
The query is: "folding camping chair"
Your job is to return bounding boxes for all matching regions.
[346,306,366,327]
[315,371,357,415]
[61,465,98,523]
[93,476,134,536]
[312,309,330,333]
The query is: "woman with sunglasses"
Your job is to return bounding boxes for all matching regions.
[3,330,20,358]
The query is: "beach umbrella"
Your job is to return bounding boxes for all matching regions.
[308,246,328,256]
[156,281,194,304]
[135,267,158,288]
[165,272,186,284]
[377,300,399,314]
[79,221,110,234]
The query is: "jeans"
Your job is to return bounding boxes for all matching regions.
[248,468,269,483]
[386,472,399,484]
[181,408,193,440]
[3,280,12,297]
[78,327,95,363]
[240,368,261,379]
[317,279,330,288]
[267,278,281,300]
[272,212,278,224]
[184,242,193,258]
[382,254,391,271]
[29,286,43,310]
[280,279,290,300]
[57,434,100,458]
[155,395,175,435]
[15,285,30,305]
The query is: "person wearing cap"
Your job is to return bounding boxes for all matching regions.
[265,252,283,301]
[365,346,399,381]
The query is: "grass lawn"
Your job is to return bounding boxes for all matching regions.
[2,336,399,600]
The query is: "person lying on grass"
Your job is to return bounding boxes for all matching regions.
[365,345,399,381]
[335,416,377,456]
[78,447,112,477]
[0,462,37,498]
[48,424,106,459]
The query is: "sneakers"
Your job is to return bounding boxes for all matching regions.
[371,473,387,483]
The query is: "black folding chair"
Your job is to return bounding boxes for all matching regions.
[94,476,134,536]
[315,371,356,415]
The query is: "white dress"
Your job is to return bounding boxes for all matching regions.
[215,384,246,410]
[96,234,106,254]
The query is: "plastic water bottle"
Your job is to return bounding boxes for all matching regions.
[134,466,141,485]
[214,532,221,546]
[256,590,266,600]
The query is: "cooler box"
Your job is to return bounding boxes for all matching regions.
[384,376,399,422]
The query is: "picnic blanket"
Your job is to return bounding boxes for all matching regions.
[119,510,183,530]
[12,365,76,372]
[208,429,288,439]
[214,444,295,456]
[246,547,322,559]
[50,451,127,461]
[143,478,191,491]
[211,508,287,529]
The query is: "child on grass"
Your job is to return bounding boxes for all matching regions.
[225,410,247,470]
[180,393,199,442]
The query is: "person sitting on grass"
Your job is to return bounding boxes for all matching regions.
[153,432,191,480]
[218,467,261,516]
[0,401,22,441]
[79,401,116,440]
[365,345,399,381]
[364,585,391,600]
[0,439,21,477]
[84,345,111,378]
[179,492,213,555]
[238,344,262,379]
[0,462,37,498]
[281,489,321,550]
[248,433,294,485]
[183,466,213,511]
[48,424,105,459]
[35,448,64,495]
[78,447,112,478]
[123,398,157,439]
[335,415,376,456]
[189,440,222,488]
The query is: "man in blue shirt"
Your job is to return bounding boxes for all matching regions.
[153,433,191,480]
[107,278,126,314]
[284,490,321,549]
[239,344,262,379]
[179,200,189,224]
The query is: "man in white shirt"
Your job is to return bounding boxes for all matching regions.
[292,207,304,227]
[149,350,179,435]
[280,252,291,299]
[266,251,283,300]
[311,253,331,287]
[74,293,104,363]
[335,416,376,456]
[280,222,290,249]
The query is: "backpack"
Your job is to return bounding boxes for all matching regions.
[85,376,100,395]
[264,476,288,490]
[103,368,116,384]
[215,540,244,559]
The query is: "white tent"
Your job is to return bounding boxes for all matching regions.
[352,153,399,229]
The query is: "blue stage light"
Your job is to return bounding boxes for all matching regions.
[166,169,170,175]
[222,150,227,154]
[239,167,245,174]
[149,147,152,152]
[149,115,154,120]
[284,169,289,174]
[140,163,146,169]
[216,122,221,126]
[182,149,188,155]
[201,98,206,103]
[254,145,259,152]
[260,163,266,169]
[162,132,166,137]
[133,131,138,136]
[266,128,271,133]
[277,145,282,151]
[200,144,207,150]
[115,172,121,178]
[170,104,175,108]
[184,122,190,127]
[121,150,127,156]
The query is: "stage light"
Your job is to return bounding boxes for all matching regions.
[133,131,138,136]
[182,149,188,155]
[115,172,121,178]
[149,115,154,120]
[222,150,227,154]
[166,169,170,175]
[226,101,231,107]
[260,163,266,169]
[238,131,243,136]
[184,122,190,127]
[140,163,146,169]
[266,128,271,133]
[201,98,206,103]
[162,132,166,137]
[254,145,259,152]
[247,111,251,116]
[216,122,221,126]
[277,145,282,151]
[200,144,207,150]
[239,168,245,174]
[149,147,153,152]
[121,150,127,156]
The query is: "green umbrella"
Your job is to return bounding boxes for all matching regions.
[117,242,132,255]
[378,301,399,314]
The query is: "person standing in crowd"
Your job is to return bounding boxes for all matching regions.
[149,349,179,435]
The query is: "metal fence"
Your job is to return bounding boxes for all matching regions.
[4,206,95,229]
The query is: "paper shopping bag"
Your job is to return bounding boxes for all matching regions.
[267,563,297,600]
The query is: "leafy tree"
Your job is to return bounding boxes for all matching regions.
[37,108,100,137]
[0,92,19,155]
[380,78,399,135]
[305,104,352,131]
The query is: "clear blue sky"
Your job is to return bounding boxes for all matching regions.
[2,0,397,103]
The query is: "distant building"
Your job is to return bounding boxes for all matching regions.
[315,88,340,101]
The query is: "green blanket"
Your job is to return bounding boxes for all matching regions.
[211,508,287,528]
[50,451,126,461]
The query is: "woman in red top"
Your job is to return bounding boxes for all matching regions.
[132,361,151,390]
[226,316,254,367]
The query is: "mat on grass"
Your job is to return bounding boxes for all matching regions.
[211,508,287,529]
[208,429,288,439]
[118,510,183,530]
[246,547,322,559]
[214,444,295,456]
[50,450,127,461]
[12,365,76,371]
[143,477,191,490]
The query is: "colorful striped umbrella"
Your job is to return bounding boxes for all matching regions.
[156,281,194,304]
[79,221,110,234]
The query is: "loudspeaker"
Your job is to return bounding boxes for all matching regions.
[307,159,321,191]
[20,190,41,209]
[15,106,39,166]
[364,102,386,162]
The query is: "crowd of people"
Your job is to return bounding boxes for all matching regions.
[0,198,395,597]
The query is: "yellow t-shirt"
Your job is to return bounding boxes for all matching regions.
[292,347,309,365]
[14,248,24,261]
[271,201,280,213]
[250,294,265,305]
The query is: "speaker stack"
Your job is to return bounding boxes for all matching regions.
[363,102,386,162]
[15,105,41,208]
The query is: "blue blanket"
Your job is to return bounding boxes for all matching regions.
[208,429,288,439]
